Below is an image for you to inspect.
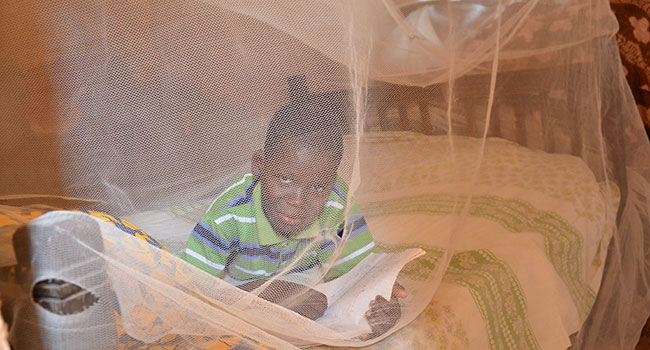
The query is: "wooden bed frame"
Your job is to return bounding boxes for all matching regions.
[308,64,626,196]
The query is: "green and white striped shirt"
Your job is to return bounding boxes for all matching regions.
[182,174,375,282]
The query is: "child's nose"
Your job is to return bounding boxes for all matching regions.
[287,187,305,206]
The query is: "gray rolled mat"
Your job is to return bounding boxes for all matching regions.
[9,211,118,350]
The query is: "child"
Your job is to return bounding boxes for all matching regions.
[182,97,405,339]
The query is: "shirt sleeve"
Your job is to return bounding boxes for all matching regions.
[182,213,239,277]
[182,175,252,276]
[320,201,377,280]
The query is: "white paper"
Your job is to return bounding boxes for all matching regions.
[314,248,425,334]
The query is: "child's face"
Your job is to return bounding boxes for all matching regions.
[259,141,339,238]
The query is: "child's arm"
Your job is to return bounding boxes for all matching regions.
[237,279,328,320]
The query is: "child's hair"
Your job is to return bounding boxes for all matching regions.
[263,80,345,166]
[263,100,344,165]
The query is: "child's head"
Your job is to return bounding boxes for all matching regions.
[252,99,345,238]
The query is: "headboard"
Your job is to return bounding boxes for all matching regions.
[309,66,582,156]
[306,63,625,192]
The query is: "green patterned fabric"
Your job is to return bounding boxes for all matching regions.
[379,244,540,350]
[367,193,595,319]
[446,250,540,350]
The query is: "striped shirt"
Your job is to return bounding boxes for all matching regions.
[182,173,375,282]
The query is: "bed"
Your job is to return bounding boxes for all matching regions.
[0,55,623,348]
[105,128,615,350]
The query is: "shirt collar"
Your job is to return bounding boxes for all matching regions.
[253,182,320,246]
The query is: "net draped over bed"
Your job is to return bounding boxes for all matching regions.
[1,0,649,349]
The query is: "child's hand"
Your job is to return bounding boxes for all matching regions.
[361,282,407,341]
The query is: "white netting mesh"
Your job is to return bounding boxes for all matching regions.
[1,0,649,349]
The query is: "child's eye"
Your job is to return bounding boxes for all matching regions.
[280,177,292,184]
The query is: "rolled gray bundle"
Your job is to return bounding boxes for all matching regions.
[9,211,117,350]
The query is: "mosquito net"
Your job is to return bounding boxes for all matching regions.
[1,0,649,349]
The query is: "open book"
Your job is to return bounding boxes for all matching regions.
[313,248,425,335]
